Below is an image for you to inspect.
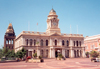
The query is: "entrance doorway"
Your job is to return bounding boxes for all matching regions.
[55,50,58,58]
[55,48,62,58]
[29,51,32,58]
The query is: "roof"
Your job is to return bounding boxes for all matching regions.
[50,8,56,13]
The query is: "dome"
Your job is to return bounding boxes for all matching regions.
[6,23,14,33]
[50,8,56,13]
[49,8,56,15]
[9,23,12,26]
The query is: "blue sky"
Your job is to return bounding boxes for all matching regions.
[0,0,100,48]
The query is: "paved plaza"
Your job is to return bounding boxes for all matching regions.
[0,58,100,69]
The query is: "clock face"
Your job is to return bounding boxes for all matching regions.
[53,23,57,26]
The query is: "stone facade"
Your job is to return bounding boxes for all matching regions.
[15,9,85,58]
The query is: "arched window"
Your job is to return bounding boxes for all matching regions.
[12,40,13,44]
[74,41,75,46]
[26,39,28,45]
[77,50,79,57]
[46,50,48,57]
[41,50,43,57]
[10,40,12,44]
[80,41,81,46]
[6,40,8,44]
[76,41,78,46]
[67,40,69,46]
[34,39,36,46]
[46,40,48,46]
[55,40,57,46]
[8,40,9,44]
[9,40,11,44]
[41,39,43,46]
[30,39,32,46]
[34,50,35,53]
[62,40,64,46]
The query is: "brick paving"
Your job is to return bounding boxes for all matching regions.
[0,58,100,69]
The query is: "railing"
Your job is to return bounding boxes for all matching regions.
[22,31,83,37]
[61,33,83,37]
[22,31,46,35]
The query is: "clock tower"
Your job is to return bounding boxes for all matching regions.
[46,8,61,35]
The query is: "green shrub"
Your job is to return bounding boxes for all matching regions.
[58,53,63,58]
[39,56,42,59]
[85,52,89,57]
[89,50,99,57]
[33,53,37,58]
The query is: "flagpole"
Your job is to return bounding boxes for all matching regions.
[77,25,78,34]
[37,23,38,32]
[70,25,71,34]
[28,21,30,31]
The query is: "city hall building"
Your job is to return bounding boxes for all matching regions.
[5,9,85,58]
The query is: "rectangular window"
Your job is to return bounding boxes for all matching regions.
[91,45,92,49]
[86,46,88,49]
[92,45,95,49]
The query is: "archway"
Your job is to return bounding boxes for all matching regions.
[77,50,79,57]
[55,40,57,46]
[55,50,58,58]
[65,50,69,58]
[74,50,76,58]
[80,50,82,57]
[55,48,62,58]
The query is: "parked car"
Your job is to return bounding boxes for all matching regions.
[91,57,100,62]
[91,57,96,62]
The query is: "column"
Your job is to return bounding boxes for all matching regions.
[59,39,61,46]
[80,50,82,57]
[82,48,85,57]
[44,41,46,46]
[50,38,52,46]
[37,49,40,57]
[69,39,73,47]
[22,38,25,45]
[28,39,30,46]
[69,47,74,58]
[81,40,84,47]
[10,39,12,44]
[50,48,52,58]
[52,39,54,46]
[28,51,30,56]
[51,48,55,58]
[33,40,34,46]
[62,49,65,57]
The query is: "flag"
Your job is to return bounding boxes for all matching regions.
[37,23,38,25]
